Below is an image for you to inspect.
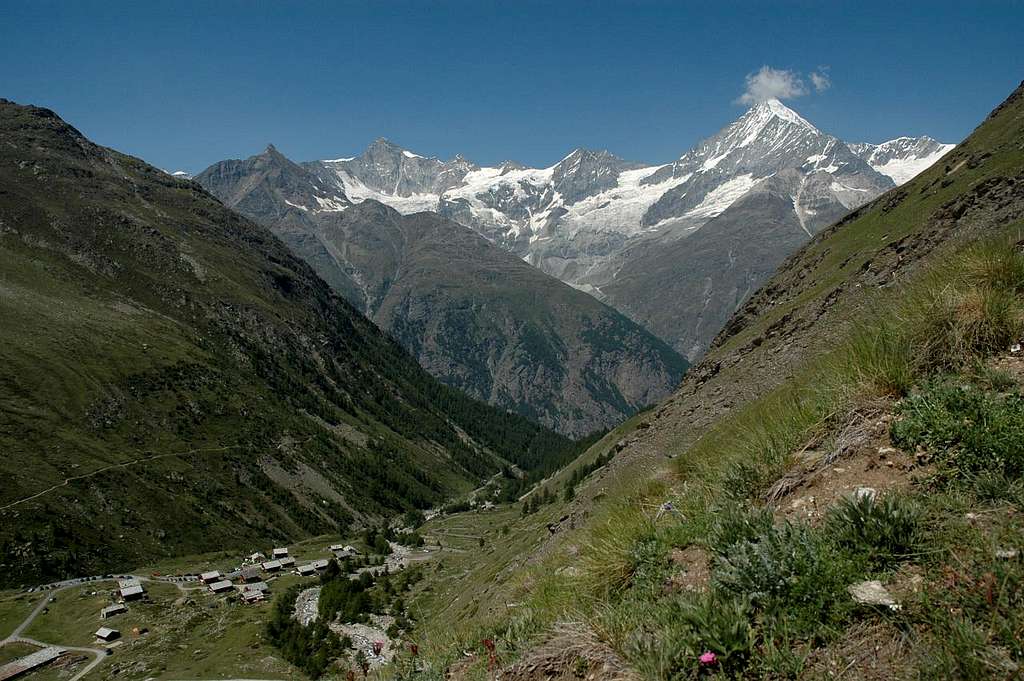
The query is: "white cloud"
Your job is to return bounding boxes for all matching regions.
[736,65,834,105]
[737,66,807,104]
[810,67,831,92]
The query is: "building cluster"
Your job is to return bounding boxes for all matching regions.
[197,545,349,603]
[89,541,365,640]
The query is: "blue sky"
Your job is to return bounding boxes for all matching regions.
[1,1,1022,173]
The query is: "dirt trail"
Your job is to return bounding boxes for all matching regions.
[0,445,241,511]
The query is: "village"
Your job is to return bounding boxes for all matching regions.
[0,534,425,681]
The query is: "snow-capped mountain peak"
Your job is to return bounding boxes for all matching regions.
[850,136,955,185]
[752,98,817,128]
[637,99,892,228]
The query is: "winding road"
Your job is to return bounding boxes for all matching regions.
[1,587,106,681]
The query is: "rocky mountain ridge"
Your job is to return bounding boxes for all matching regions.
[203,100,951,360]
[196,149,687,436]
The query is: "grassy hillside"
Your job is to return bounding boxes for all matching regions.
[0,99,575,587]
[394,83,1024,680]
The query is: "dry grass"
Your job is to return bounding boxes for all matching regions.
[501,621,641,681]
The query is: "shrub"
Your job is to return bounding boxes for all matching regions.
[892,380,1024,481]
[711,519,863,638]
[962,241,1024,294]
[713,521,821,607]
[825,493,921,567]
[969,470,1022,503]
[719,460,770,501]
[673,593,756,673]
[911,286,1023,371]
[706,502,773,559]
[972,363,1017,392]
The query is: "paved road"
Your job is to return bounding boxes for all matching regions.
[1,588,105,681]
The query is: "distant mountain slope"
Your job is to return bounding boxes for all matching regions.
[849,136,956,185]
[0,99,574,586]
[593,167,854,358]
[196,150,688,436]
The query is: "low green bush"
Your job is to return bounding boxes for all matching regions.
[825,493,922,568]
[712,521,858,629]
[706,502,773,559]
[671,593,756,674]
[892,380,1024,481]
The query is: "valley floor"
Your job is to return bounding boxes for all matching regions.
[0,533,435,681]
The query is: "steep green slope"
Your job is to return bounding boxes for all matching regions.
[400,82,1024,678]
[0,99,573,587]
[195,150,688,437]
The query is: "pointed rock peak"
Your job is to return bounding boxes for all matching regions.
[555,147,585,164]
[499,159,526,173]
[366,137,405,153]
[557,147,616,166]
[745,98,816,130]
[260,144,293,164]
[363,137,435,162]
[553,148,633,177]
[361,137,402,157]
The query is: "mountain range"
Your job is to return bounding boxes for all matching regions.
[196,148,687,437]
[197,100,952,381]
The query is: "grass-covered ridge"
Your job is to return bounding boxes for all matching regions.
[408,233,1024,681]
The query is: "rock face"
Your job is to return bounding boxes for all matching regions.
[274,100,950,360]
[0,98,572,585]
[197,150,687,436]
[589,167,854,359]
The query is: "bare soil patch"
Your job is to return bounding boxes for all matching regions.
[664,545,710,595]
[801,621,915,681]
[766,404,927,523]
[499,622,639,681]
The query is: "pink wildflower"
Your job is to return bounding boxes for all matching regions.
[699,651,717,665]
